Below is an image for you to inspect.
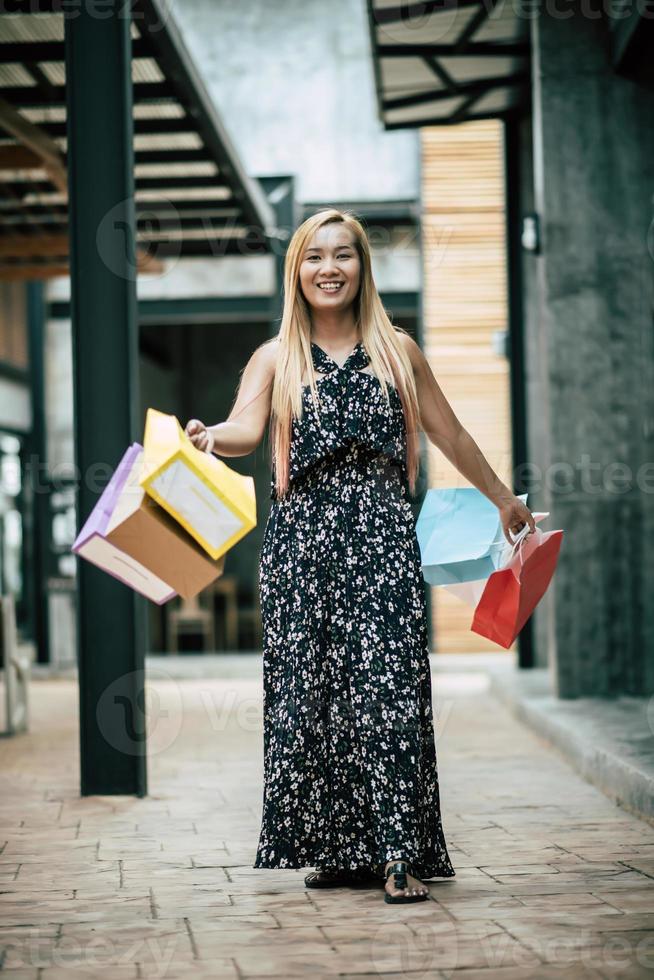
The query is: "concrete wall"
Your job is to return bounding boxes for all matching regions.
[170,0,419,204]
[522,8,654,695]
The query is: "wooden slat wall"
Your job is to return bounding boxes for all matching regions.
[0,282,28,369]
[420,120,515,653]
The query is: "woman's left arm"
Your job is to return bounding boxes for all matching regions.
[400,332,535,544]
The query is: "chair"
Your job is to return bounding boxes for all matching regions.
[209,575,239,650]
[167,593,215,652]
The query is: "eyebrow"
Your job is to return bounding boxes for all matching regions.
[304,244,354,253]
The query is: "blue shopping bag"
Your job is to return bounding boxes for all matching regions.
[416,487,528,586]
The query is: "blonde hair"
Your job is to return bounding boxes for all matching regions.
[269,208,420,498]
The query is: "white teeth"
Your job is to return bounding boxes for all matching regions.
[318,283,343,292]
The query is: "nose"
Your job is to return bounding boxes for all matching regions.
[319,254,340,274]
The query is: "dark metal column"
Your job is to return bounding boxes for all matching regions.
[259,175,296,332]
[65,5,147,795]
[26,280,49,665]
[503,117,534,669]
[417,154,434,652]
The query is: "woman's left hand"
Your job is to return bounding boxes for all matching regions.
[497,495,536,545]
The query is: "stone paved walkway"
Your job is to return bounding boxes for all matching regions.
[1,665,653,979]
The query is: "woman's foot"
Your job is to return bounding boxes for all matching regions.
[304,866,379,889]
[304,867,349,888]
[382,858,429,903]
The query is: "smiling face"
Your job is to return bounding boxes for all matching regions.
[298,223,361,313]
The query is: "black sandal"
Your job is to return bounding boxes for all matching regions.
[383,859,429,904]
[304,866,379,889]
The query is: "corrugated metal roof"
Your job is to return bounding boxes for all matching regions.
[0,0,278,276]
[366,0,531,128]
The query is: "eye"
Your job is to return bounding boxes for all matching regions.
[306,253,352,261]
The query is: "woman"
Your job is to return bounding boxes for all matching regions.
[185,208,535,904]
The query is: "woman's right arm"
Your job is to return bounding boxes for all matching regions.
[185,339,278,457]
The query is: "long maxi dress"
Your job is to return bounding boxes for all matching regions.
[253,338,456,880]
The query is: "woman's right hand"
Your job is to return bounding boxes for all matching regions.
[184,418,214,454]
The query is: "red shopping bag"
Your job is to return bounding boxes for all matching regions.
[470,526,564,648]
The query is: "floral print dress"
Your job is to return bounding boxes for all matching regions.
[253,338,456,881]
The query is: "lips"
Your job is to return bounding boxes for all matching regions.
[317,282,344,292]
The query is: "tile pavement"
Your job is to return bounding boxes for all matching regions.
[0,665,653,979]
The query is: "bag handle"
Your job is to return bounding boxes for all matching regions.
[489,510,550,547]
[508,523,541,567]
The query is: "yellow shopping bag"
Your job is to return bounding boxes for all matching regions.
[73,443,225,603]
[139,408,256,561]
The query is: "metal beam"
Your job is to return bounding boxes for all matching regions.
[0,216,67,229]
[0,232,163,270]
[0,201,243,220]
[612,11,654,87]
[370,0,480,23]
[453,0,498,51]
[0,81,173,107]
[22,62,60,104]
[0,215,247,233]
[26,280,50,665]
[383,103,529,128]
[42,117,196,139]
[0,237,265,264]
[450,87,487,123]
[300,199,419,222]
[503,118,533,668]
[50,290,418,326]
[134,203,242,218]
[132,148,211,165]
[365,0,387,127]
[134,176,229,190]
[0,264,70,281]
[133,236,269,258]
[5,175,230,193]
[258,176,295,331]
[423,57,457,95]
[65,3,147,797]
[0,145,45,169]
[382,72,530,110]
[0,235,71,257]
[0,38,149,61]
[51,295,275,324]
[3,0,112,11]
[377,42,529,57]
[0,95,67,193]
